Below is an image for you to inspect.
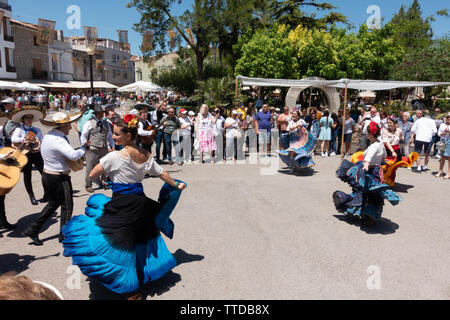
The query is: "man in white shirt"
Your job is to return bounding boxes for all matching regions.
[81,105,114,193]
[23,112,86,246]
[358,106,381,150]
[410,109,437,171]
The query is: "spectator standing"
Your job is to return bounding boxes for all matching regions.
[435,113,450,179]
[343,111,356,156]
[277,106,291,150]
[329,112,339,156]
[398,111,413,157]
[194,104,217,164]
[255,104,273,157]
[358,106,381,150]
[431,107,444,159]
[410,109,437,172]
[318,110,333,157]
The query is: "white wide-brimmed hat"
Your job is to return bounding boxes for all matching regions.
[1,97,15,104]
[9,106,46,123]
[40,112,83,127]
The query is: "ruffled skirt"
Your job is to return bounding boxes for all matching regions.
[278,127,317,169]
[333,160,401,220]
[62,182,184,294]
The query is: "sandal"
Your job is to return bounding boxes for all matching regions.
[435,172,443,178]
[444,175,450,180]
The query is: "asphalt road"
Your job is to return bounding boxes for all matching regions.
[0,119,449,300]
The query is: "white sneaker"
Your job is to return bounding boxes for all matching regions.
[435,155,441,160]
[416,166,422,172]
[422,165,428,171]
[321,153,325,158]
[330,152,336,156]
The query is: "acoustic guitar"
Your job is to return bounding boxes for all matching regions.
[140,123,160,145]
[0,148,29,196]
[12,131,41,153]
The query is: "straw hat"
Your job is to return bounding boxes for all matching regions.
[9,106,46,123]
[40,112,83,127]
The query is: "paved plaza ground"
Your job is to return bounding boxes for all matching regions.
[0,122,449,300]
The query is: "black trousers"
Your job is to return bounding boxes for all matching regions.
[25,173,73,236]
[23,152,45,197]
[0,195,6,225]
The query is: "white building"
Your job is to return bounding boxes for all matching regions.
[0,0,16,79]
[48,30,73,81]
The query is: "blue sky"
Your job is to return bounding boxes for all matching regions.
[9,0,449,57]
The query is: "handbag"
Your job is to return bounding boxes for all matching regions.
[193,137,200,150]
[233,128,242,139]
[436,140,446,151]
[213,127,221,137]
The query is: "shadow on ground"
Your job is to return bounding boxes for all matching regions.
[5,212,59,239]
[0,253,60,275]
[278,167,318,177]
[333,214,399,235]
[88,249,204,300]
[392,183,415,193]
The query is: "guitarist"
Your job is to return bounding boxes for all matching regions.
[137,109,156,153]
[11,109,47,206]
[0,149,17,233]
[23,112,86,246]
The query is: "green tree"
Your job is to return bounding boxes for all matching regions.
[234,25,298,79]
[191,77,236,107]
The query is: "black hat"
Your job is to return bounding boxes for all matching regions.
[134,103,155,112]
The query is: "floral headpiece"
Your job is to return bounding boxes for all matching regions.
[368,121,380,136]
[123,114,138,129]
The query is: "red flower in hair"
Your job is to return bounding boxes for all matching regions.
[123,114,134,124]
[368,121,380,136]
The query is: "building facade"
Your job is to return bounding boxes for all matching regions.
[11,19,49,81]
[133,52,179,82]
[0,0,16,79]
[70,37,134,86]
[48,30,73,81]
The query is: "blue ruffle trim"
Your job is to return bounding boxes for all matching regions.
[62,181,186,294]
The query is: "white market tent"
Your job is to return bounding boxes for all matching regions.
[0,80,22,90]
[0,80,118,90]
[236,75,450,91]
[117,80,166,94]
[16,82,45,91]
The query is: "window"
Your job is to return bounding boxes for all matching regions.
[123,71,127,80]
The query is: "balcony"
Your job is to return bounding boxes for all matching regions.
[6,65,15,73]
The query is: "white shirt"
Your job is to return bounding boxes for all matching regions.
[138,120,154,137]
[178,116,191,136]
[11,125,43,144]
[80,119,114,149]
[41,128,85,172]
[411,117,437,143]
[215,116,225,133]
[438,123,450,140]
[362,114,381,134]
[100,151,163,184]
[225,117,239,139]
[287,119,306,133]
[364,141,386,166]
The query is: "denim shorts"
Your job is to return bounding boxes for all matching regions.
[414,140,432,155]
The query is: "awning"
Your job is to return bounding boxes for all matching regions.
[27,81,118,89]
[236,76,450,91]
[117,80,166,93]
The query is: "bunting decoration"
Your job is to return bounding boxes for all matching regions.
[51,53,59,62]
[142,30,153,52]
[185,28,195,45]
[117,30,130,51]
[96,59,103,70]
[168,30,176,49]
[37,18,56,46]
[84,26,98,55]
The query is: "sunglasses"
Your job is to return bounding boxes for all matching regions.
[24,116,34,120]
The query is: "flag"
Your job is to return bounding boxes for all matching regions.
[142,30,153,52]
[185,28,195,45]
[96,59,103,69]
[168,30,176,49]
[84,26,98,55]
[37,18,56,46]
[51,53,59,62]
[117,30,130,51]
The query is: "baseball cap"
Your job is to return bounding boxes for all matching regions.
[188,111,195,116]
[179,108,187,114]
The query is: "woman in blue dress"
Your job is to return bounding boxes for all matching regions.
[62,114,187,300]
[318,110,333,157]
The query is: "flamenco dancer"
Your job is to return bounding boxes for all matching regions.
[333,122,402,226]
[62,114,187,300]
[278,110,318,174]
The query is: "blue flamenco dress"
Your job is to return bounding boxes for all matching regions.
[278,125,317,170]
[333,160,401,221]
[62,152,185,294]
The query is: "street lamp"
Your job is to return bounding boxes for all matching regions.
[86,47,95,98]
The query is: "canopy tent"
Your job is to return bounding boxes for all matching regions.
[117,80,166,93]
[16,82,45,91]
[0,80,22,90]
[236,75,450,91]
[29,81,118,89]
